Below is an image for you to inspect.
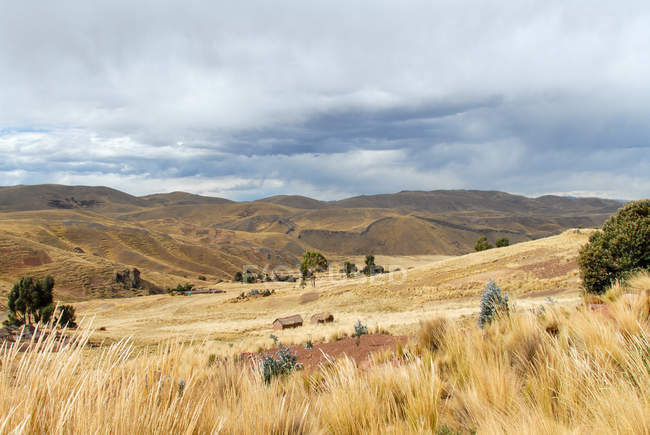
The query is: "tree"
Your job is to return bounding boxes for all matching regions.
[495,237,510,248]
[54,305,77,328]
[300,250,328,286]
[343,261,356,277]
[475,236,493,252]
[362,254,375,276]
[578,199,649,294]
[233,271,243,282]
[5,276,55,326]
[243,271,256,284]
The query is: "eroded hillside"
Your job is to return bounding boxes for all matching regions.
[0,185,621,299]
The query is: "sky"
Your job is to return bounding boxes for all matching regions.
[1,1,649,201]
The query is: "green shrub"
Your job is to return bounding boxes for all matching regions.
[474,236,493,252]
[495,237,510,248]
[259,345,302,384]
[578,199,649,294]
[233,271,243,282]
[166,283,194,295]
[197,275,207,281]
[478,280,509,328]
[55,305,77,328]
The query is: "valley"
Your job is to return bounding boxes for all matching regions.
[0,185,621,300]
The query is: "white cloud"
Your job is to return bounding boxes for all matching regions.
[0,1,649,200]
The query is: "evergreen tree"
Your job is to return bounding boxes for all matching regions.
[5,276,55,326]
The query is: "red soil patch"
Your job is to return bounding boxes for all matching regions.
[22,251,52,267]
[243,334,407,371]
[518,258,577,279]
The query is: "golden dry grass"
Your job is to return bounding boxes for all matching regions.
[1,276,647,434]
[65,230,590,351]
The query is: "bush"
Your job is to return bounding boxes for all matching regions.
[259,345,302,384]
[495,237,510,248]
[353,320,368,338]
[578,199,649,294]
[353,320,368,345]
[474,236,493,252]
[233,271,243,282]
[418,317,448,352]
[166,283,194,295]
[55,305,77,328]
[478,280,509,328]
[198,275,207,281]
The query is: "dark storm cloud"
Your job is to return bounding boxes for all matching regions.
[0,0,649,199]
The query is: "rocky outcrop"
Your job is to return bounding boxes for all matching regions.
[113,268,142,289]
[109,268,163,296]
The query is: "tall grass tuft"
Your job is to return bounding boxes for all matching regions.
[0,276,648,433]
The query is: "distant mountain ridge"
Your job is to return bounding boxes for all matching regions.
[0,184,625,299]
[0,184,623,214]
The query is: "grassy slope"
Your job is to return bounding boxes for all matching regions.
[0,185,622,299]
[1,272,647,434]
[72,230,590,351]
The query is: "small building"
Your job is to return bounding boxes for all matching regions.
[310,312,334,324]
[273,315,303,330]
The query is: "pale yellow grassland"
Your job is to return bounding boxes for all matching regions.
[69,230,591,353]
[0,271,647,434]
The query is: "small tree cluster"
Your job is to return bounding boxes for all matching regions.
[362,255,384,275]
[474,236,493,252]
[578,199,649,294]
[6,276,54,326]
[259,345,302,384]
[5,276,76,328]
[478,280,509,328]
[166,283,194,295]
[495,237,510,248]
[362,255,375,275]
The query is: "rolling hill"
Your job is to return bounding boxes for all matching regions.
[0,184,623,299]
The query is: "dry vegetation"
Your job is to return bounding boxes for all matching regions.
[0,185,621,300]
[67,230,590,351]
[1,212,646,433]
[1,273,648,434]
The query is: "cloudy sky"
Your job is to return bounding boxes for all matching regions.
[1,1,649,200]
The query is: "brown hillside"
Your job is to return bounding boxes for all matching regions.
[0,185,623,299]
